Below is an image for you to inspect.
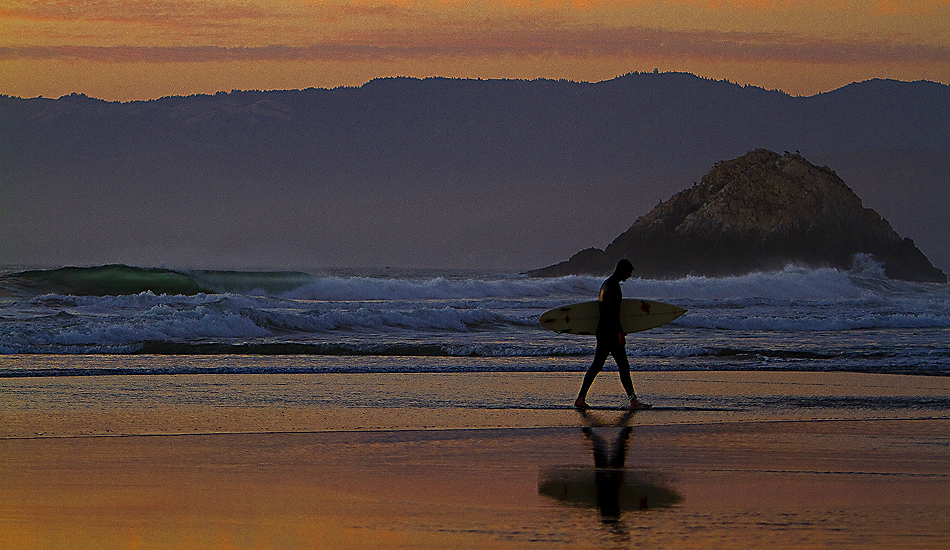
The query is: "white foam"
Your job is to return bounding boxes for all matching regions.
[2,263,949,359]
[280,274,601,301]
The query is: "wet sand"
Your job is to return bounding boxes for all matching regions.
[2,370,949,549]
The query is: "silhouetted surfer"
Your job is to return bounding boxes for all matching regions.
[574,259,651,410]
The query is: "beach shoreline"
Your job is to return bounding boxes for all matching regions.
[2,370,949,549]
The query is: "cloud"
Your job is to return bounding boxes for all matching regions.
[0,0,266,24]
[2,24,947,66]
[0,0,409,28]
[874,0,950,15]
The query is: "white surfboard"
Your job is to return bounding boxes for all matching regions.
[539,298,686,335]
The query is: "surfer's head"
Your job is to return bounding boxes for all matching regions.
[614,259,634,280]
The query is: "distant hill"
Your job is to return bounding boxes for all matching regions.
[1,73,948,273]
[529,149,946,282]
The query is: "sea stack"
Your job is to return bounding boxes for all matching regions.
[531,149,947,283]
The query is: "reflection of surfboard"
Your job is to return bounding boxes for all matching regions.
[539,298,686,335]
[538,466,681,510]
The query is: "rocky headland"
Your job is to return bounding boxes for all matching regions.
[530,149,947,283]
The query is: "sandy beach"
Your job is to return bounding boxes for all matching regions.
[2,369,949,549]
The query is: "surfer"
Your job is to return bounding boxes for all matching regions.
[574,259,652,411]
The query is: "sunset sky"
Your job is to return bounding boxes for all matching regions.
[2,0,948,101]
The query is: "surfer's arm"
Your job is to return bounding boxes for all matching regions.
[603,283,624,335]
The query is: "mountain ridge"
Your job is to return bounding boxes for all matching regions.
[2,72,948,272]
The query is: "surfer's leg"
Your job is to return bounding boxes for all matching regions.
[612,345,635,397]
[583,427,609,468]
[609,426,633,469]
[614,345,652,410]
[576,342,610,409]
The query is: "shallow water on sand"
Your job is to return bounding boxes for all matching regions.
[2,371,949,549]
[2,420,948,549]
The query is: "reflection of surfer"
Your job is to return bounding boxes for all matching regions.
[575,259,651,411]
[538,410,682,522]
[583,412,634,523]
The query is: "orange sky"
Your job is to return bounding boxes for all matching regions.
[2,0,948,100]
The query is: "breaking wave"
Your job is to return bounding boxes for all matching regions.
[1,261,948,379]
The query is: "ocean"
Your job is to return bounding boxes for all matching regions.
[2,256,949,378]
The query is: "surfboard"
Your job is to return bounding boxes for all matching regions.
[539,298,686,335]
[538,466,682,511]
[538,466,681,511]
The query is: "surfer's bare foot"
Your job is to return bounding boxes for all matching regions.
[574,397,590,410]
[627,397,652,410]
